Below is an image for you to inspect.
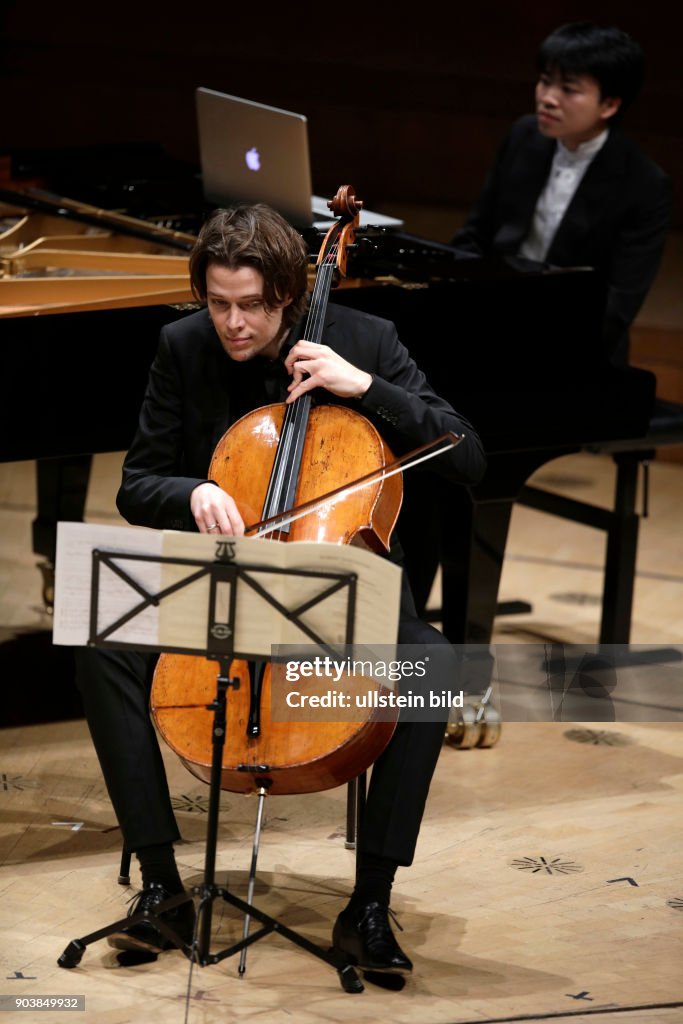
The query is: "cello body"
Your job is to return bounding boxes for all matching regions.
[151,401,402,794]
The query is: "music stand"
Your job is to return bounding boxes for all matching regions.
[55,531,392,993]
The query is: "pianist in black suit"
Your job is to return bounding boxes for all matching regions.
[74,203,486,975]
[451,22,671,367]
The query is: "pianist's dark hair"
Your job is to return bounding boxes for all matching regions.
[189,203,309,329]
[538,23,644,115]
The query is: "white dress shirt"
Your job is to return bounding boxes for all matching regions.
[519,130,608,262]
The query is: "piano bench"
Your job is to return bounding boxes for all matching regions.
[517,398,683,644]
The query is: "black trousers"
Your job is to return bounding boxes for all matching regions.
[33,455,93,562]
[75,575,453,867]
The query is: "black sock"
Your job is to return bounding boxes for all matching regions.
[349,852,398,910]
[136,842,183,893]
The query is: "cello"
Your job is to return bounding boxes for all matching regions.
[150,186,403,796]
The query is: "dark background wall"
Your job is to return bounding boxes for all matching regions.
[1,0,681,227]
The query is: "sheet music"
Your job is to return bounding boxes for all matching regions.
[157,534,399,653]
[53,522,163,646]
[52,524,401,654]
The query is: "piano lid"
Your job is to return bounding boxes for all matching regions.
[0,183,392,317]
[0,187,197,317]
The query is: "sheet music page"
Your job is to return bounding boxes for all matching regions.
[157,533,288,654]
[53,522,163,646]
[158,534,401,655]
[289,541,401,646]
[53,523,401,655]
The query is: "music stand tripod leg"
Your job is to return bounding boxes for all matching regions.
[57,889,195,968]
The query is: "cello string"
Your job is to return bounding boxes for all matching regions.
[257,193,359,530]
[274,254,337,475]
[262,241,335,514]
[260,222,347,536]
[260,241,340,532]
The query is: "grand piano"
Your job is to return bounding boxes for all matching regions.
[0,145,657,647]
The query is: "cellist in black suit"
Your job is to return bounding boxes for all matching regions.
[75,202,486,976]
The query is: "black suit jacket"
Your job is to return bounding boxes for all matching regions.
[117,303,486,533]
[451,115,672,363]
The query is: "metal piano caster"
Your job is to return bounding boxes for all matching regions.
[446,686,502,749]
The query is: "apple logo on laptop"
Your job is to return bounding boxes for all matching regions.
[245,147,261,171]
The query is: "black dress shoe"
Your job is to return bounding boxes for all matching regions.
[108,883,196,953]
[332,901,413,974]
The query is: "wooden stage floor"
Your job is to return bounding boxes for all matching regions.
[1,451,682,1023]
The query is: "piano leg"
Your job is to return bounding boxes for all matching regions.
[33,455,93,609]
[600,453,641,645]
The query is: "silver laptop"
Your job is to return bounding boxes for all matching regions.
[195,87,402,230]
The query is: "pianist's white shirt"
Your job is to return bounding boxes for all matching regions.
[519,130,608,262]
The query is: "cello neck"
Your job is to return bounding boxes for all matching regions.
[260,188,363,528]
[259,252,335,526]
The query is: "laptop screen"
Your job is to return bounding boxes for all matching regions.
[195,87,404,231]
[195,87,316,228]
